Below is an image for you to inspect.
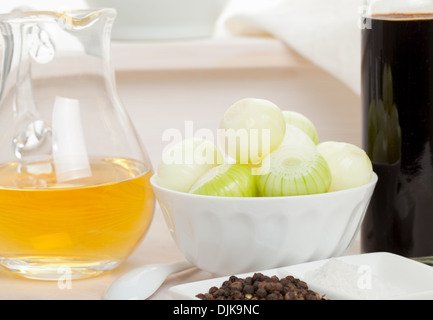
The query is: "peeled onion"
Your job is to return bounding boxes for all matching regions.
[279,124,317,149]
[282,110,319,145]
[256,125,332,197]
[317,141,373,192]
[218,98,286,165]
[157,137,224,192]
[189,164,257,197]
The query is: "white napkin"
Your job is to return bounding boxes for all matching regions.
[224,0,363,95]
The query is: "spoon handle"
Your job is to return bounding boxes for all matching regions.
[104,260,194,300]
[164,260,195,273]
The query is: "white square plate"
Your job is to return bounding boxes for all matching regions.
[169,252,433,300]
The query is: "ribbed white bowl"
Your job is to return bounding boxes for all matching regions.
[151,173,377,276]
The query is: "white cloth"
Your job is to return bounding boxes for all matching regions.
[224,0,363,95]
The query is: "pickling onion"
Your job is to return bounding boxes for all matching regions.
[279,124,317,149]
[189,164,257,197]
[317,141,373,192]
[282,110,319,145]
[218,98,286,165]
[157,137,224,192]
[256,125,332,197]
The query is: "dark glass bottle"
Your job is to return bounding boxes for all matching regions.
[361,1,433,257]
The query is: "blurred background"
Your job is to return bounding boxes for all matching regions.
[0,0,362,168]
[0,0,275,36]
[0,0,361,93]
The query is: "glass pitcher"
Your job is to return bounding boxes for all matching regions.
[361,0,433,258]
[0,8,155,280]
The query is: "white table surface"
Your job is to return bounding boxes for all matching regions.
[0,36,363,300]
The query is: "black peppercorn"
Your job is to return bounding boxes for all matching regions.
[196,272,328,301]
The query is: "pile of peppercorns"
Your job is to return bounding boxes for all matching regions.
[196,273,328,300]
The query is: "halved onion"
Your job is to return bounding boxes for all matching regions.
[256,126,331,196]
[282,110,319,144]
[157,137,224,192]
[218,98,286,165]
[189,164,257,197]
[317,141,373,192]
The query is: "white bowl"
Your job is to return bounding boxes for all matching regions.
[151,173,378,276]
[85,0,230,40]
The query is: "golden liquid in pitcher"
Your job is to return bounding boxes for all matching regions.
[0,157,154,280]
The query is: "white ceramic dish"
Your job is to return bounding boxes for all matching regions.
[151,173,378,276]
[85,0,230,40]
[169,252,433,300]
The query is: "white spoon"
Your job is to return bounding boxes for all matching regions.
[104,260,195,300]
